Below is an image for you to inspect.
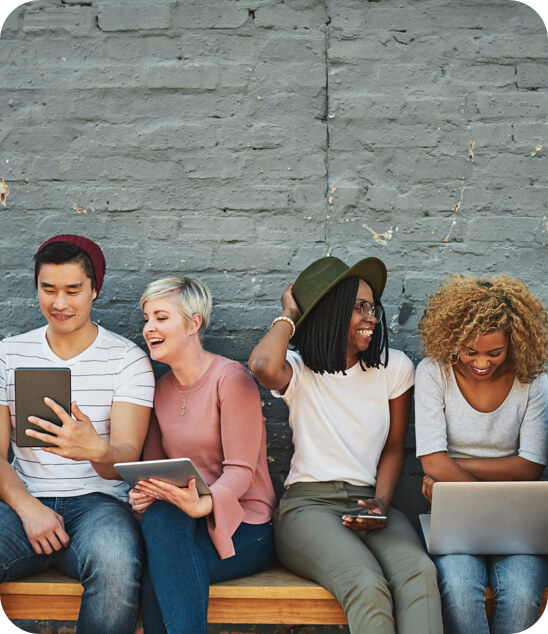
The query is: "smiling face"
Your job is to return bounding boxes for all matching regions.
[346,279,377,368]
[457,329,510,381]
[142,295,196,365]
[37,262,97,338]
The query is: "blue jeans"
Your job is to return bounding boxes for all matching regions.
[433,553,548,634]
[140,500,274,634]
[0,493,143,634]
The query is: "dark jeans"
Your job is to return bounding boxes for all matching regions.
[140,500,273,634]
[0,493,143,634]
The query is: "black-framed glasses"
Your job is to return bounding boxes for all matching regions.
[353,300,383,321]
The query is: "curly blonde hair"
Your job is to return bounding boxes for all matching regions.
[418,274,548,383]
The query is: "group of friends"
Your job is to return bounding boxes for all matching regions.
[0,233,546,634]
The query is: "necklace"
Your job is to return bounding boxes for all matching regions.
[172,356,204,416]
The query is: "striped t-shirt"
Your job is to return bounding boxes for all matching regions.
[0,324,155,501]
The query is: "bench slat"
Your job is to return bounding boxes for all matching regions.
[1,566,546,626]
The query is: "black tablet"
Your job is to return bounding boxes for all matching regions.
[15,367,71,448]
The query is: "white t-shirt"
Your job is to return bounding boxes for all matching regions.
[273,349,415,488]
[0,324,155,500]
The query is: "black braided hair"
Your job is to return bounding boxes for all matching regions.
[293,276,389,374]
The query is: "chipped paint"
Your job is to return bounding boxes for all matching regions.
[530,142,543,157]
[0,178,9,206]
[72,202,94,214]
[389,313,399,334]
[362,224,394,246]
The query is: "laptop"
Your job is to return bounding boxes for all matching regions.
[419,481,548,555]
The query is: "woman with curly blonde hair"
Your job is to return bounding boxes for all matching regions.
[415,274,548,634]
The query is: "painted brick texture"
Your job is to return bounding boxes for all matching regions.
[0,1,546,630]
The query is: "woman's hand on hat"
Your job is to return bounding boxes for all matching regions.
[280,282,302,323]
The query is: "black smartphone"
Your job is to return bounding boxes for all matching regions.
[343,513,387,521]
[15,367,71,448]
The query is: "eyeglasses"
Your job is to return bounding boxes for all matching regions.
[353,300,383,321]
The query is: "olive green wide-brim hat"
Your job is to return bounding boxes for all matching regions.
[292,255,387,336]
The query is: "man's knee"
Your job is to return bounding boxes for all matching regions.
[78,536,142,589]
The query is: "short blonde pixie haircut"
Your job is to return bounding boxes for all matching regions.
[140,276,212,340]
[418,274,548,384]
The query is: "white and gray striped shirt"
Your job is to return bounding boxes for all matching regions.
[0,324,155,501]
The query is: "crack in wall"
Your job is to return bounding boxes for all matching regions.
[444,101,475,243]
[324,0,332,255]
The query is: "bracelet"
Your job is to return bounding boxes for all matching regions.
[271,316,296,339]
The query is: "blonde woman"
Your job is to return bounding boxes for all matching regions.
[130,277,276,634]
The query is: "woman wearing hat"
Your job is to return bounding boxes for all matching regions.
[249,256,442,634]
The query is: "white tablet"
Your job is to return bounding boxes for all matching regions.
[114,458,211,495]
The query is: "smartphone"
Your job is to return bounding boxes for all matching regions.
[15,367,71,448]
[343,513,387,521]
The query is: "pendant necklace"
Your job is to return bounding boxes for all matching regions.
[173,355,204,416]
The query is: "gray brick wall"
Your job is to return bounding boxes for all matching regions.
[0,1,546,629]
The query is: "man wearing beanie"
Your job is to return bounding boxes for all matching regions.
[0,235,155,634]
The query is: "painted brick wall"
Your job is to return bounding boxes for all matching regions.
[0,1,546,631]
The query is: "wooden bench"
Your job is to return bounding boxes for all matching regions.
[1,565,546,626]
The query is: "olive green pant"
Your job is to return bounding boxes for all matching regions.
[274,481,443,634]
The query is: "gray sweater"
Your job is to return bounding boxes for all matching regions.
[414,358,547,466]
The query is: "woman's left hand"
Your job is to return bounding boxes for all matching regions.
[422,474,436,505]
[135,477,213,518]
[129,488,156,514]
[342,498,388,532]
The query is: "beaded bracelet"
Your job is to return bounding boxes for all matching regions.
[271,315,296,339]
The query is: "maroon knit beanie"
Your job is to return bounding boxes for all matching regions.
[35,234,106,296]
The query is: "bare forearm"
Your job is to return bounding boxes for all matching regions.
[249,323,291,379]
[374,446,405,509]
[454,456,544,481]
[90,402,150,479]
[421,451,477,482]
[90,440,142,479]
[0,458,39,514]
[249,283,300,390]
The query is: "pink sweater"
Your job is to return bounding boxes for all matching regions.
[143,355,276,559]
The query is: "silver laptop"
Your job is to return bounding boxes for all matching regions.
[420,481,548,555]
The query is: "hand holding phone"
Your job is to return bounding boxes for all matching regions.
[343,512,387,521]
[342,497,388,532]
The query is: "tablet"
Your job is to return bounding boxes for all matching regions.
[114,458,211,495]
[15,367,71,448]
